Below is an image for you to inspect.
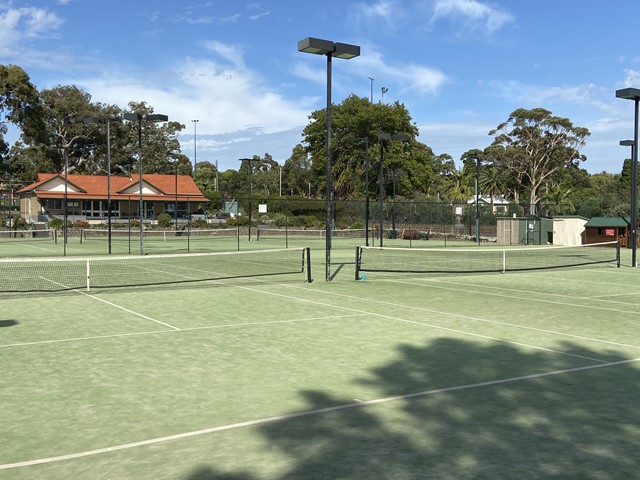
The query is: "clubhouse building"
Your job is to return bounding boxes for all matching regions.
[17,173,208,225]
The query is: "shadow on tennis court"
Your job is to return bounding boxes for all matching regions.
[0,319,18,327]
[181,338,639,479]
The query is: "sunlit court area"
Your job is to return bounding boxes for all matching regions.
[2,237,640,479]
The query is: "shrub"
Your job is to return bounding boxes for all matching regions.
[12,215,28,230]
[193,218,208,229]
[48,218,64,231]
[156,213,173,228]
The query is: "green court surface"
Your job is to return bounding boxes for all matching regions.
[1,244,639,479]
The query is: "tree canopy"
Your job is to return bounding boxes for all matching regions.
[0,64,632,220]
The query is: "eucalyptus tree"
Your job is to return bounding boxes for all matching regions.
[283,144,315,197]
[488,108,590,210]
[0,65,44,162]
[35,85,99,175]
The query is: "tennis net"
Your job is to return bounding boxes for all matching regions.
[355,241,620,279]
[80,228,239,242]
[0,229,57,243]
[257,228,366,240]
[0,247,312,292]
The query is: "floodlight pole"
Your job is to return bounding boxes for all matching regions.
[616,88,640,267]
[123,112,169,255]
[239,158,254,241]
[298,37,361,281]
[63,148,69,256]
[378,133,409,247]
[361,137,370,246]
[192,119,199,174]
[475,155,481,245]
[84,116,121,254]
[621,139,636,262]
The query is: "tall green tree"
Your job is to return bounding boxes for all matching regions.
[302,95,419,199]
[488,108,590,209]
[283,144,315,197]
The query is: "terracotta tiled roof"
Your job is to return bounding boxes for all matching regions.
[17,173,208,202]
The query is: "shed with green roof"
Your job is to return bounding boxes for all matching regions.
[583,216,630,246]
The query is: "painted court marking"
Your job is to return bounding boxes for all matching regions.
[2,356,638,471]
[279,280,640,353]
[41,277,181,331]
[0,314,363,349]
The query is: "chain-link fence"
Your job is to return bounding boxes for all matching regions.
[233,197,571,245]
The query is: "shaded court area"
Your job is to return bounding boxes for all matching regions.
[1,246,639,479]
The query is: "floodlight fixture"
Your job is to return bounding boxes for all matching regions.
[616,88,640,266]
[298,37,361,281]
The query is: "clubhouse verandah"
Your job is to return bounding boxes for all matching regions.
[17,173,208,224]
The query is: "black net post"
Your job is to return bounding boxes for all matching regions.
[305,246,312,283]
[355,246,362,280]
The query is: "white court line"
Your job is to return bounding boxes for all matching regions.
[2,356,638,471]
[416,275,640,310]
[0,314,363,349]
[227,283,608,363]
[41,278,181,331]
[274,281,640,353]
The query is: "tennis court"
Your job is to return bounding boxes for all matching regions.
[1,244,639,479]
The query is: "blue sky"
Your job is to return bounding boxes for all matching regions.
[1,0,640,174]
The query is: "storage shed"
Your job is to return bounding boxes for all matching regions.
[583,217,630,246]
[552,216,589,246]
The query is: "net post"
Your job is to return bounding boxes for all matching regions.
[53,229,58,244]
[617,241,621,268]
[305,247,312,282]
[355,246,362,280]
[86,259,91,292]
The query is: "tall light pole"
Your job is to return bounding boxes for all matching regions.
[239,158,254,241]
[84,116,121,254]
[621,139,636,261]
[378,133,409,247]
[474,155,481,245]
[174,158,179,233]
[381,86,388,103]
[368,77,374,103]
[298,37,361,281]
[123,112,169,255]
[192,119,199,175]
[63,148,69,256]
[358,137,370,246]
[616,87,640,267]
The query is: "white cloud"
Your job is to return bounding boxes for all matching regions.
[0,6,63,53]
[350,0,406,31]
[622,69,640,87]
[431,0,514,33]
[202,41,247,71]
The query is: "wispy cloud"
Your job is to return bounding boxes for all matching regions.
[202,41,247,71]
[430,0,514,33]
[349,0,407,32]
